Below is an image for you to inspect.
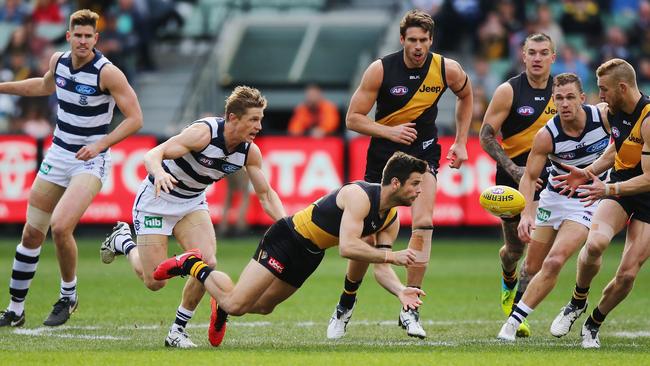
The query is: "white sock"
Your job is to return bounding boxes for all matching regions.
[60,277,77,301]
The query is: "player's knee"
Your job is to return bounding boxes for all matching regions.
[255,304,276,315]
[21,225,45,248]
[143,278,166,291]
[541,256,563,276]
[50,220,74,241]
[584,240,606,259]
[615,270,637,290]
[224,302,248,316]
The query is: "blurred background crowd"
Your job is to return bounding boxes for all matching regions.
[1,0,649,139]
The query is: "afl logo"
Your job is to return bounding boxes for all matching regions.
[390,86,408,96]
[55,77,66,87]
[222,163,239,173]
[612,127,620,138]
[491,187,505,194]
[75,84,96,95]
[517,106,535,116]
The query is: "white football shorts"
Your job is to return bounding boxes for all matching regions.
[132,179,208,236]
[535,189,598,230]
[37,144,111,187]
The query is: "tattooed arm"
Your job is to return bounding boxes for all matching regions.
[479,82,523,182]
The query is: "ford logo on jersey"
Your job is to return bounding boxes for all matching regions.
[75,84,96,95]
[390,86,408,96]
[55,77,66,87]
[586,139,609,153]
[517,106,535,116]
[222,163,239,173]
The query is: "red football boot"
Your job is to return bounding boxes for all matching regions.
[208,297,228,347]
[153,249,202,281]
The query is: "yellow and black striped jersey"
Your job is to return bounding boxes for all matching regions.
[501,72,556,165]
[611,95,650,180]
[290,181,398,250]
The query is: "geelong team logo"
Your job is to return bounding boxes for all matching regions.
[390,86,408,96]
[221,163,239,173]
[517,106,535,116]
[55,77,66,87]
[75,84,96,95]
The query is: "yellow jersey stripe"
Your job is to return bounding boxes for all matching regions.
[501,100,555,158]
[292,205,339,249]
[376,54,445,127]
[614,104,650,171]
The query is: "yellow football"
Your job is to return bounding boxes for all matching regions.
[479,185,526,218]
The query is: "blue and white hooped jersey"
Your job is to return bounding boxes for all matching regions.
[149,117,251,199]
[545,104,610,194]
[53,49,115,153]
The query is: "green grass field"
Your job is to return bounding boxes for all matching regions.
[0,235,649,365]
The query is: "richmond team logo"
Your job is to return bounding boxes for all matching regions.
[517,106,535,116]
[390,86,408,96]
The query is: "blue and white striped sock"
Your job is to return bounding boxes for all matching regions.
[173,305,194,330]
[60,277,77,302]
[8,244,41,315]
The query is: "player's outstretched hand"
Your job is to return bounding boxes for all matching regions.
[386,123,417,145]
[392,249,416,266]
[578,170,607,207]
[399,287,425,311]
[552,163,589,197]
[447,142,468,169]
[517,214,535,243]
[153,172,178,197]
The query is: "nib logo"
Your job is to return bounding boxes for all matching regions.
[144,216,163,228]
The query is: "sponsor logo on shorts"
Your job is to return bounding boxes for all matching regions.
[75,84,96,95]
[134,219,141,231]
[390,86,408,96]
[583,215,591,222]
[422,138,434,150]
[39,162,52,174]
[517,106,535,116]
[537,207,551,222]
[144,216,163,229]
[267,256,284,274]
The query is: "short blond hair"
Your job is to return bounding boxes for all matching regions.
[400,9,434,38]
[69,9,99,30]
[596,58,637,88]
[225,86,267,118]
[524,33,555,53]
[553,73,583,93]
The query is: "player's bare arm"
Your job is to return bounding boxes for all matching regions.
[337,185,415,265]
[0,52,59,96]
[346,60,417,145]
[444,58,472,169]
[480,82,523,182]
[517,129,552,242]
[578,117,650,204]
[76,64,143,161]
[144,123,211,197]
[245,143,286,220]
[373,219,425,309]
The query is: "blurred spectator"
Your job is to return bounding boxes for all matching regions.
[97,14,136,82]
[411,0,444,15]
[111,0,155,72]
[22,17,53,59]
[638,57,650,84]
[288,84,340,137]
[468,56,499,97]
[0,0,30,24]
[628,0,650,56]
[553,44,592,89]
[217,169,251,238]
[597,26,634,67]
[477,11,509,60]
[31,0,64,24]
[433,0,490,52]
[497,0,523,33]
[534,3,565,51]
[19,96,52,138]
[560,0,604,46]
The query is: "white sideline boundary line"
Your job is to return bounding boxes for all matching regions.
[10,320,650,344]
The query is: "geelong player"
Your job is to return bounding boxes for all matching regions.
[100,86,285,348]
[0,9,142,328]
